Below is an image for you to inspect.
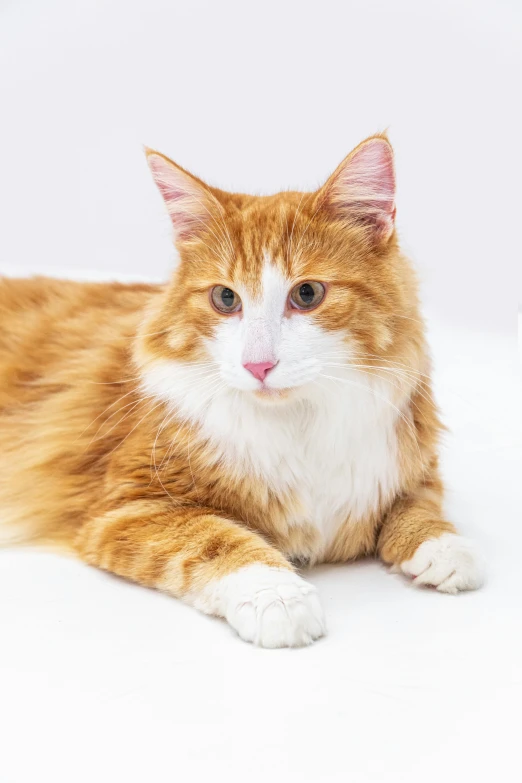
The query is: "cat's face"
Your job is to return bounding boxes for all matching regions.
[138,137,417,405]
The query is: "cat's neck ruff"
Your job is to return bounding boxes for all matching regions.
[142,360,403,550]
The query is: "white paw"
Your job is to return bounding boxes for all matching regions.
[400,533,485,594]
[198,565,326,648]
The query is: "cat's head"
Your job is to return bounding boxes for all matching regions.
[137,135,420,407]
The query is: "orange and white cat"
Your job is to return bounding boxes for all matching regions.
[0,135,484,647]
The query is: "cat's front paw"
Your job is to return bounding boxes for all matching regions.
[400,533,485,594]
[207,565,326,647]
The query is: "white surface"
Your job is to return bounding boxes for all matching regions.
[0,313,520,783]
[0,0,520,333]
[1,0,521,780]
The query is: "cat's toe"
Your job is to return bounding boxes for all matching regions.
[400,533,485,593]
[219,565,326,647]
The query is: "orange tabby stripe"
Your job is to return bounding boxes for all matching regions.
[77,501,291,597]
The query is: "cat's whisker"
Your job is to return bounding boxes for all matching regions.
[76,386,144,441]
[87,395,152,447]
[150,407,182,503]
[142,362,219,376]
[85,376,143,385]
[320,347,425,366]
[311,377,336,397]
[94,369,220,450]
[319,362,432,398]
[104,398,166,459]
[82,362,216,392]
[150,377,219,475]
[87,396,145,444]
[321,364,434,420]
[322,350,471,405]
[185,380,228,500]
[153,372,223,473]
[134,328,171,339]
[333,349,429,370]
[319,351,432,381]
[321,361,434,400]
[151,382,221,503]
[391,313,427,326]
[321,372,428,479]
[154,376,226,493]
[321,354,435,407]
[321,359,424,380]
[318,372,427,475]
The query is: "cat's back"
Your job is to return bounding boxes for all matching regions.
[0,276,161,546]
[0,275,157,351]
[0,276,158,400]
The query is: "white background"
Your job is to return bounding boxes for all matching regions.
[0,2,521,782]
[0,0,521,330]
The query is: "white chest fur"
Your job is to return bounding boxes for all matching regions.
[145,362,403,551]
[205,378,400,542]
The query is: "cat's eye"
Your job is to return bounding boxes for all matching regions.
[289,281,326,311]
[210,285,242,314]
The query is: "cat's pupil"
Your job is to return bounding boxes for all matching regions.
[299,284,314,305]
[221,288,235,307]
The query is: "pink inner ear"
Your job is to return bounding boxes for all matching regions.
[147,153,209,240]
[331,139,396,238]
[151,173,186,204]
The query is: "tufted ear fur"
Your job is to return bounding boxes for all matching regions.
[145,149,221,243]
[318,135,396,242]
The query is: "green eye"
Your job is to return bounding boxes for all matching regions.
[210,285,242,314]
[290,281,326,310]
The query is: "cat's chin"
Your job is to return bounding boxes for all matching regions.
[252,386,295,404]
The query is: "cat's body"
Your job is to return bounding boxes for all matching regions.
[0,136,484,646]
[0,276,401,562]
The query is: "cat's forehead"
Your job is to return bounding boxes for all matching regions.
[220,192,318,295]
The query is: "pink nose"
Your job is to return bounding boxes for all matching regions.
[243,361,276,382]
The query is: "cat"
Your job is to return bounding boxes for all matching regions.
[0,134,484,647]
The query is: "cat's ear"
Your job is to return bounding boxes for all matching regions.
[318,136,396,242]
[145,149,219,243]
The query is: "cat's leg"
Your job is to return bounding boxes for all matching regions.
[377,472,485,594]
[76,501,325,647]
